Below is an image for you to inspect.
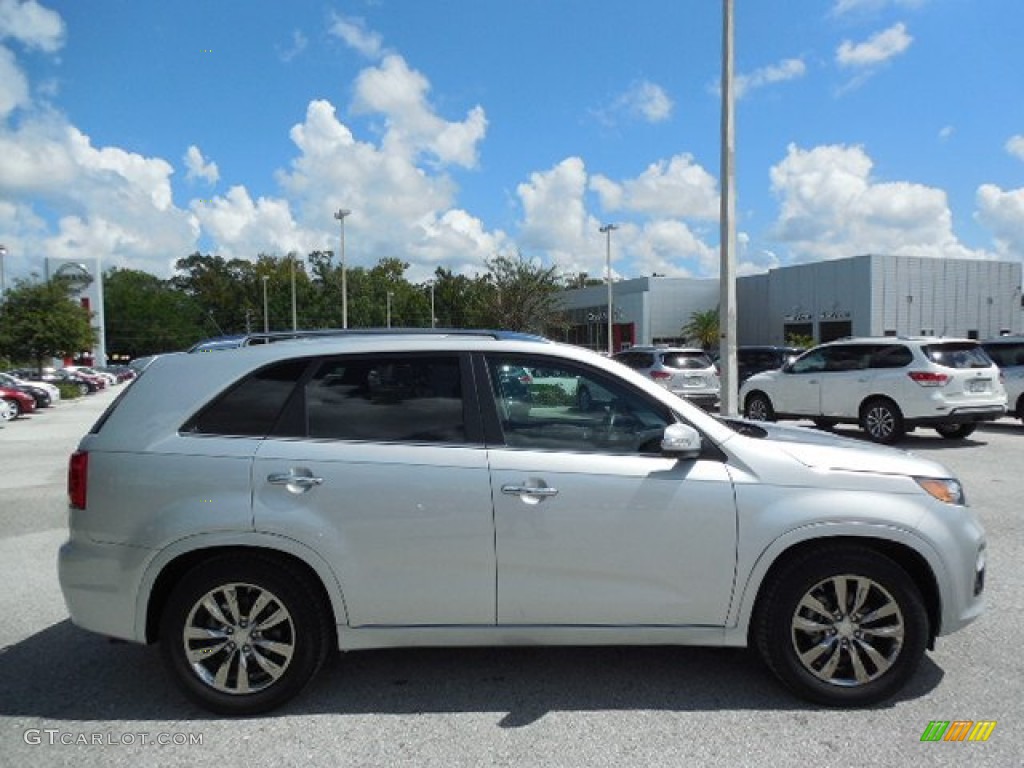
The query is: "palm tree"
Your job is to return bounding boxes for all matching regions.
[682,307,719,351]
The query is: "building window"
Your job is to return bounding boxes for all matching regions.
[967,330,979,340]
[883,330,897,337]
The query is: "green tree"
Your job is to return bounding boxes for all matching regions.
[474,251,567,335]
[0,278,96,371]
[103,268,206,357]
[682,307,719,350]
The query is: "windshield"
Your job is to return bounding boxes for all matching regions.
[661,352,713,370]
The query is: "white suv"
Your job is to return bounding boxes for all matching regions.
[59,331,986,714]
[740,337,1006,443]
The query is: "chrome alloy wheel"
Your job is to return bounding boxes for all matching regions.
[182,582,296,695]
[790,574,905,687]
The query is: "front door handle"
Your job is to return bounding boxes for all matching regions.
[268,470,324,494]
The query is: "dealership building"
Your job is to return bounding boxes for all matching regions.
[558,253,1023,352]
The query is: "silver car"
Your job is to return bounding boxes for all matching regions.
[59,331,986,714]
[613,346,720,410]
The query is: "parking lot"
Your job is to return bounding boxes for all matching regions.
[0,387,1021,767]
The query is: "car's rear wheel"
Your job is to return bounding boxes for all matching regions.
[754,545,928,707]
[860,398,904,444]
[159,554,331,715]
[744,392,775,422]
[77,383,89,396]
[934,423,977,440]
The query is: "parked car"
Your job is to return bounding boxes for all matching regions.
[37,369,100,395]
[1,372,60,403]
[99,365,137,383]
[0,385,37,421]
[64,365,117,386]
[61,331,986,714]
[612,346,720,410]
[731,345,804,384]
[740,337,1006,443]
[980,336,1024,421]
[0,372,54,408]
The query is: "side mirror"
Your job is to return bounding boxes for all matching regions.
[661,423,702,459]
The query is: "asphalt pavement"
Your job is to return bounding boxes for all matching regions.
[0,388,1021,767]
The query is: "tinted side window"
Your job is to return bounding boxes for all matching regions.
[307,355,465,443]
[185,359,310,436]
[868,345,913,369]
[790,350,826,374]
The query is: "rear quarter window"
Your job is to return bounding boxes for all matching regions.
[183,359,311,437]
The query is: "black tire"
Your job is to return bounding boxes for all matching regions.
[2,398,20,419]
[860,398,904,444]
[934,423,977,440]
[1016,395,1024,423]
[744,392,775,422]
[753,544,929,707]
[78,383,89,396]
[812,419,837,431]
[159,554,331,715]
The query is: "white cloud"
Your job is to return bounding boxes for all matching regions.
[184,144,220,184]
[597,80,673,126]
[770,143,990,262]
[735,58,806,99]
[277,29,307,63]
[976,185,1024,257]
[591,154,718,219]
[0,0,65,52]
[938,125,954,141]
[837,23,913,68]
[1006,135,1024,162]
[189,185,315,260]
[0,44,29,118]
[329,13,384,59]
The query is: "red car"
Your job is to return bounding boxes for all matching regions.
[0,386,37,421]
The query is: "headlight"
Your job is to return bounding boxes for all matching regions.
[914,476,966,505]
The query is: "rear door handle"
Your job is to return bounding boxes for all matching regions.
[268,470,324,494]
[502,485,558,497]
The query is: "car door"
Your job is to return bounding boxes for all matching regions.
[251,352,497,627]
[481,353,737,626]
[772,349,825,415]
[818,344,874,418]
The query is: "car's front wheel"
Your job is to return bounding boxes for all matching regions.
[754,545,929,707]
[934,423,977,440]
[159,554,331,715]
[744,392,775,422]
[0,399,17,421]
[860,398,904,444]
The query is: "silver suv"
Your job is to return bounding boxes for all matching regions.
[980,336,1024,421]
[59,331,986,714]
[612,346,719,410]
[740,337,1006,443]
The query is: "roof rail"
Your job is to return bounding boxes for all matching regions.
[187,328,552,353]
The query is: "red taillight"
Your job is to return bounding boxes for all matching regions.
[651,371,672,380]
[68,450,88,509]
[908,371,950,387]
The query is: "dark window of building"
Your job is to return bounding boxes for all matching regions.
[306,355,465,443]
[967,330,979,340]
[783,322,813,342]
[883,329,897,337]
[819,321,853,343]
[184,359,311,437]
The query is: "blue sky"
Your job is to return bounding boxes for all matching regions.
[1,0,1022,284]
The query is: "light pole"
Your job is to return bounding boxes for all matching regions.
[599,224,618,355]
[718,0,739,416]
[290,253,298,331]
[262,275,269,333]
[386,291,393,328]
[0,244,7,298]
[429,280,436,328]
[334,208,351,328]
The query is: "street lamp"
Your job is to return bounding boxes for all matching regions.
[0,244,7,298]
[386,291,394,328]
[599,224,618,355]
[429,280,436,328]
[262,275,269,333]
[334,209,351,328]
[289,253,297,331]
